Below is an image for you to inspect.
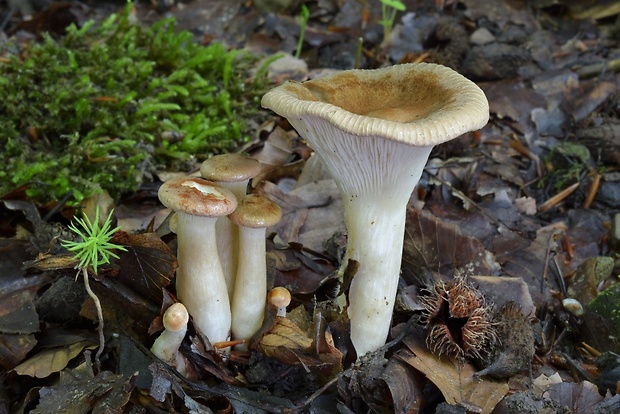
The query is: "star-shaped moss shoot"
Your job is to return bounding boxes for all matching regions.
[61,207,127,274]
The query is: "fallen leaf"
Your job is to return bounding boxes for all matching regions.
[501,222,566,308]
[399,329,508,414]
[544,381,615,414]
[381,358,422,414]
[471,275,535,317]
[0,333,37,371]
[14,341,96,378]
[259,316,313,353]
[402,208,495,281]
[256,179,344,253]
[267,238,339,298]
[256,315,342,377]
[0,288,40,334]
[32,360,135,414]
[115,231,177,303]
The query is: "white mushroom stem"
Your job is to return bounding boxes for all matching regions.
[314,133,433,357]
[151,303,189,375]
[214,181,249,297]
[200,154,263,298]
[176,212,231,344]
[230,225,268,343]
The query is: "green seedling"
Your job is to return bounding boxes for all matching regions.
[61,207,127,274]
[61,206,126,369]
[295,4,310,59]
[379,0,406,46]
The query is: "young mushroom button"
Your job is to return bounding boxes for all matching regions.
[157,177,237,345]
[200,154,263,298]
[227,194,282,345]
[269,286,292,318]
[261,63,489,357]
[151,303,189,376]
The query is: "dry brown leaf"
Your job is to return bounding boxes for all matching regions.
[0,333,37,371]
[471,275,535,317]
[251,123,296,167]
[266,238,338,297]
[257,179,344,252]
[381,358,422,414]
[32,361,134,414]
[399,334,508,414]
[115,231,177,303]
[259,316,313,353]
[483,162,525,188]
[14,341,96,378]
[545,381,612,414]
[402,208,495,280]
[501,223,566,308]
[257,316,342,377]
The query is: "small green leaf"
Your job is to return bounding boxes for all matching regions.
[381,0,406,11]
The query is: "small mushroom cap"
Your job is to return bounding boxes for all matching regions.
[269,287,291,309]
[158,177,237,217]
[162,303,189,333]
[227,194,282,228]
[261,63,489,147]
[200,154,262,183]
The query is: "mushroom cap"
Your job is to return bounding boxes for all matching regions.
[158,177,237,217]
[261,63,489,147]
[200,154,262,183]
[269,287,291,309]
[162,303,189,333]
[227,194,282,228]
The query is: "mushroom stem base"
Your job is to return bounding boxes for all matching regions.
[176,213,231,344]
[345,199,408,357]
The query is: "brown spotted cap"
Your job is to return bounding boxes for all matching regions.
[158,176,237,217]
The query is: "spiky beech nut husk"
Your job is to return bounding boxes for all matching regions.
[475,301,535,379]
[420,276,497,360]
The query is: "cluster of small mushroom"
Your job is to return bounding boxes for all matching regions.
[153,154,283,358]
[152,62,489,362]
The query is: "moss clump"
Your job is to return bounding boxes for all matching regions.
[0,5,263,204]
[543,142,593,191]
[588,281,620,338]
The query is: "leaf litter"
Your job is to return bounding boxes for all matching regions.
[1,0,620,412]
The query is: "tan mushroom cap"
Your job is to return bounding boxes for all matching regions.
[227,194,282,228]
[162,303,189,333]
[269,287,291,309]
[158,177,237,217]
[200,154,263,183]
[261,63,489,147]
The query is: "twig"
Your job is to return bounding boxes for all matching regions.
[583,171,601,209]
[538,182,580,213]
[80,267,105,370]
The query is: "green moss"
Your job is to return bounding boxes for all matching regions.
[543,142,593,191]
[588,282,620,338]
[0,4,265,204]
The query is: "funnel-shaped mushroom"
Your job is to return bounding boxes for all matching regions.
[261,63,489,357]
